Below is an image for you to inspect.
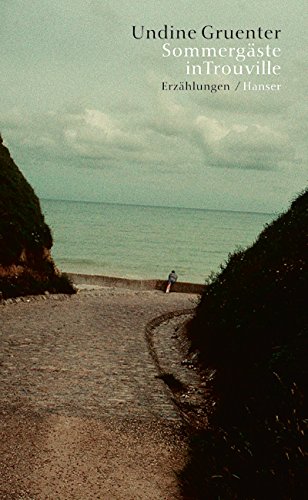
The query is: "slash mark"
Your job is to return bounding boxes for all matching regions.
[235,82,241,91]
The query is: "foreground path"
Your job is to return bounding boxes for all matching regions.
[0,288,197,499]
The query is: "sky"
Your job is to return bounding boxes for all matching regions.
[0,0,307,213]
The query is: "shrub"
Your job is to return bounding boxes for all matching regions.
[0,136,76,298]
[181,189,307,499]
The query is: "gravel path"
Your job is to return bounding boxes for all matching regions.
[0,287,199,499]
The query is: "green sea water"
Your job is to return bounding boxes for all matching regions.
[41,199,276,284]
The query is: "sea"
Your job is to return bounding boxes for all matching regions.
[41,199,277,284]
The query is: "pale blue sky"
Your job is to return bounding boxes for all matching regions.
[0,0,307,212]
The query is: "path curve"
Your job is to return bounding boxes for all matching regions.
[145,307,195,373]
[0,287,198,499]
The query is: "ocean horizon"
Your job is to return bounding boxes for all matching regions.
[41,198,277,284]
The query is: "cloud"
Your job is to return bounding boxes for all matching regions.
[0,92,297,175]
[1,107,145,165]
[62,108,144,159]
[214,125,294,169]
[194,118,294,170]
[195,116,230,143]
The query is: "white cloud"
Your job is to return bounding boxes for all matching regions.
[0,94,299,176]
[195,116,229,143]
[213,125,294,170]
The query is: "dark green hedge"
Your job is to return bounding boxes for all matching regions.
[0,136,52,265]
[0,136,75,297]
[181,189,307,499]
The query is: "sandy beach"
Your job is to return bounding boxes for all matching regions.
[0,284,200,499]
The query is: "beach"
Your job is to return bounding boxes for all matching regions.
[0,282,200,499]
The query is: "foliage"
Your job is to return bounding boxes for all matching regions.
[181,189,307,499]
[0,136,75,297]
[0,271,76,299]
[0,135,52,265]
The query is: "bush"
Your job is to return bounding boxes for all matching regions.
[0,136,76,298]
[0,136,53,266]
[0,271,76,299]
[181,189,308,499]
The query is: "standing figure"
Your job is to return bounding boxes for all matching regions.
[166,270,178,293]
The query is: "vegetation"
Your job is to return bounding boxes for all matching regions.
[181,189,307,499]
[0,271,75,299]
[0,135,75,298]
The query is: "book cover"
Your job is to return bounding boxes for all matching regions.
[0,1,306,498]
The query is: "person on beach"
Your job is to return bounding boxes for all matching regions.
[166,270,178,293]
